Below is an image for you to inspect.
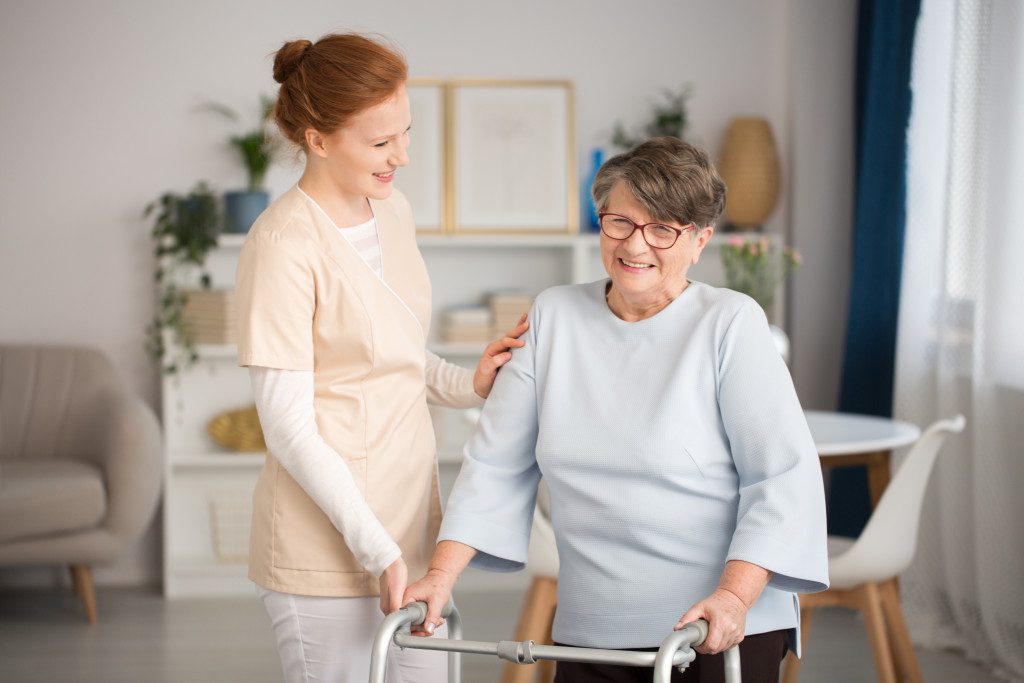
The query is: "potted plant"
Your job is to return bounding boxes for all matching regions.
[144,182,224,374]
[588,84,692,231]
[205,96,278,233]
[611,83,693,150]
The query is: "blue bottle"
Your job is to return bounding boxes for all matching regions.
[584,148,605,232]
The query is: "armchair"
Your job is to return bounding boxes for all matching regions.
[0,344,162,623]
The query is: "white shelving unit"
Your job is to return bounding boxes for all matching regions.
[162,230,780,596]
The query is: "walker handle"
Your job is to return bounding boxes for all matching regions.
[368,600,462,683]
[654,620,741,683]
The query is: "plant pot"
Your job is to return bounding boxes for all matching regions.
[224,190,269,234]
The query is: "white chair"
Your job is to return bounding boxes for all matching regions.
[782,414,966,683]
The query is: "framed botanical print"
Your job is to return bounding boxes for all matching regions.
[449,80,576,234]
[401,80,447,233]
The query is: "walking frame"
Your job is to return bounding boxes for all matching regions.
[369,601,741,683]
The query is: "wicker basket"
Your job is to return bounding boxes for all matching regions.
[209,491,252,563]
[207,405,266,452]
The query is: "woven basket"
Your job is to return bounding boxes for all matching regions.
[207,405,266,452]
[209,491,252,563]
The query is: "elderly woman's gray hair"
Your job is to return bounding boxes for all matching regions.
[592,137,727,229]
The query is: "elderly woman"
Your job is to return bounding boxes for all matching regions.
[404,137,828,682]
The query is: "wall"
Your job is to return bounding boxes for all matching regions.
[786,0,858,411]
[0,0,854,586]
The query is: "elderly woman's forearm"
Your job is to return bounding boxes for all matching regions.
[428,540,478,578]
[716,560,771,608]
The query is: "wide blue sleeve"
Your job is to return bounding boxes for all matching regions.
[437,303,542,573]
[717,299,830,593]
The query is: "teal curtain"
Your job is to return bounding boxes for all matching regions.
[830,0,922,537]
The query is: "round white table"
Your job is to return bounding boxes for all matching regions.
[804,410,921,508]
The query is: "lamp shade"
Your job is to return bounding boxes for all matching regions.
[718,117,780,230]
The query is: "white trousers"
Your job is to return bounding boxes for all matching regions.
[258,586,448,683]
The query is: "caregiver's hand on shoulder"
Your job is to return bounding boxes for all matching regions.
[675,587,748,655]
[402,567,459,637]
[378,557,408,615]
[473,314,529,398]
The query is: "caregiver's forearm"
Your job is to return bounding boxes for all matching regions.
[716,560,772,607]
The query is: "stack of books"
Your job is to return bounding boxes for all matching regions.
[441,305,492,343]
[181,289,236,344]
[488,291,533,337]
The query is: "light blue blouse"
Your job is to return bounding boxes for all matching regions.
[439,280,829,649]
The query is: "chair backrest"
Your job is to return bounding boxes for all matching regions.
[837,414,966,582]
[0,344,122,461]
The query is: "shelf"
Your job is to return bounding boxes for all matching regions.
[220,229,769,251]
[216,233,246,249]
[168,220,787,599]
[200,342,482,360]
[437,448,464,465]
[194,343,237,360]
[428,342,487,356]
[415,231,773,249]
[417,232,598,248]
[171,452,265,469]
[172,556,248,576]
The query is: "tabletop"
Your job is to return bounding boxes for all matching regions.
[804,410,921,456]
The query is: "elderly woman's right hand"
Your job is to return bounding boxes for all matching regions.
[402,568,459,637]
[675,588,749,654]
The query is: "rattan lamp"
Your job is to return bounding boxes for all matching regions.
[718,117,780,231]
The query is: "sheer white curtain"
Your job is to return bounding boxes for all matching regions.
[896,0,1024,680]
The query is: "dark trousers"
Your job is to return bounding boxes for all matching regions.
[553,630,789,683]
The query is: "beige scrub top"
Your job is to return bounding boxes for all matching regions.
[235,186,481,597]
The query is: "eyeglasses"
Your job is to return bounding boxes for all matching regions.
[598,213,694,249]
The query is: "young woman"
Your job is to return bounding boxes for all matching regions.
[235,33,527,682]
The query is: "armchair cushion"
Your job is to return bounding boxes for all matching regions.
[0,460,106,544]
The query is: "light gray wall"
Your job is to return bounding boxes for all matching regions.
[786,0,858,410]
[0,0,854,586]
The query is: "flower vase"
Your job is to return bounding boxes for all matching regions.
[769,324,790,365]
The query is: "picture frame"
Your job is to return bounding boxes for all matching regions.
[449,80,577,234]
[400,80,447,233]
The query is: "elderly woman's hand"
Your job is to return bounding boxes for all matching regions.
[473,314,529,399]
[675,587,749,655]
[402,568,459,637]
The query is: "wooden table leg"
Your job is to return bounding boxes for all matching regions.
[865,450,892,509]
[820,450,893,510]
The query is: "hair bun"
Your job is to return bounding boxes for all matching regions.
[273,39,313,83]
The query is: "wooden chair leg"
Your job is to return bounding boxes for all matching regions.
[860,583,897,683]
[781,604,815,683]
[69,564,98,624]
[68,565,80,598]
[502,576,558,683]
[880,579,923,683]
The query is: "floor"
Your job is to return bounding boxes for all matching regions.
[0,586,1003,682]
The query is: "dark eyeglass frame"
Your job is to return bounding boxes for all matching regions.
[598,212,696,249]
